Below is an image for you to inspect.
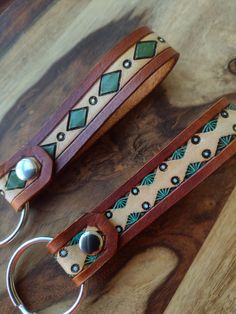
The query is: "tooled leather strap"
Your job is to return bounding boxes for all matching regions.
[48,97,236,285]
[0,26,179,212]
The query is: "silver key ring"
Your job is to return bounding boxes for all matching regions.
[0,202,29,247]
[6,237,84,314]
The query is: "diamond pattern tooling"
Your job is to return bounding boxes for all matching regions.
[67,107,89,131]
[41,143,57,159]
[134,40,157,60]
[5,170,26,190]
[99,70,122,96]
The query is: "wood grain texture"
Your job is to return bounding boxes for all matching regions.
[0,0,235,313]
[165,187,236,314]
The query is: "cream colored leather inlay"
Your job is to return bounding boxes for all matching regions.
[40,33,168,158]
[55,106,236,277]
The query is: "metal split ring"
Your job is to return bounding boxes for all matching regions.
[0,202,29,247]
[6,237,84,314]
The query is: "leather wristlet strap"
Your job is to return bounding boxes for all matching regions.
[0,27,179,212]
[48,97,236,285]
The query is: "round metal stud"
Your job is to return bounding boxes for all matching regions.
[131,187,139,195]
[159,163,168,171]
[57,132,66,142]
[171,176,180,185]
[221,110,229,118]
[105,210,113,219]
[79,231,103,255]
[123,59,132,69]
[191,135,201,144]
[89,96,98,105]
[202,149,212,159]
[15,158,39,181]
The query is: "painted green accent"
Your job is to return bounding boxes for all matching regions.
[156,188,172,202]
[113,196,128,209]
[217,135,233,151]
[99,70,121,96]
[70,231,84,245]
[134,41,157,60]
[85,254,98,265]
[126,212,141,226]
[67,107,88,130]
[5,170,26,190]
[141,172,156,185]
[227,104,236,110]
[202,119,218,133]
[185,162,203,179]
[41,143,57,159]
[170,145,187,160]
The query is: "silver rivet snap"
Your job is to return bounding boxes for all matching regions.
[15,158,39,181]
[79,231,103,255]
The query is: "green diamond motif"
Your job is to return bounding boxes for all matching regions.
[41,143,57,159]
[99,70,121,96]
[134,41,157,60]
[67,107,89,131]
[5,170,26,190]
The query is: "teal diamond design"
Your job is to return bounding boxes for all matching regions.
[217,135,233,152]
[141,172,156,185]
[227,104,236,110]
[99,70,121,96]
[202,119,218,133]
[67,107,89,131]
[185,162,203,179]
[113,196,128,209]
[156,188,172,202]
[126,212,141,226]
[5,170,26,190]
[134,41,157,60]
[41,143,57,159]
[170,145,187,160]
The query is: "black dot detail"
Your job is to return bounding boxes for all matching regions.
[221,110,229,118]
[171,176,180,185]
[116,225,123,234]
[57,132,65,142]
[131,187,140,195]
[89,96,98,105]
[191,135,201,144]
[233,124,236,132]
[71,264,80,273]
[59,248,68,258]
[142,202,151,210]
[105,211,113,219]
[123,59,132,69]
[202,149,212,159]
[158,36,166,43]
[159,163,168,171]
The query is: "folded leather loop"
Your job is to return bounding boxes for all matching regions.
[0,146,53,211]
[47,97,236,286]
[0,26,179,212]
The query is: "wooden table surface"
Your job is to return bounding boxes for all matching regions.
[0,1,235,313]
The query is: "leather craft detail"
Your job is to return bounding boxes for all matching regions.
[0,27,179,211]
[47,98,236,286]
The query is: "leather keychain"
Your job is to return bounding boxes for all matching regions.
[0,26,179,246]
[6,97,236,313]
